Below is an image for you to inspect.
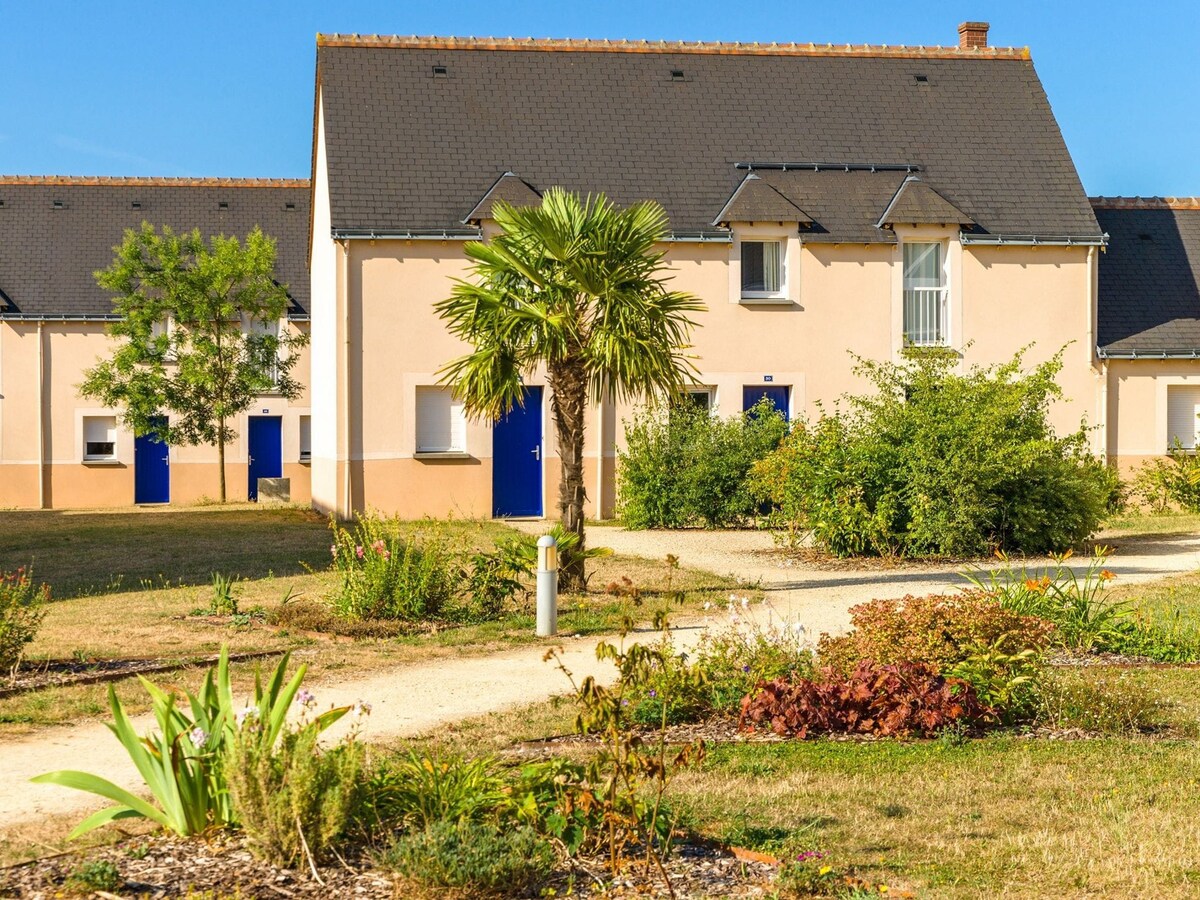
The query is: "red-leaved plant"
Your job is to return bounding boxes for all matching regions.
[738,660,989,739]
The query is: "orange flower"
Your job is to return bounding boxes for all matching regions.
[1100,569,1116,581]
[1024,579,1043,592]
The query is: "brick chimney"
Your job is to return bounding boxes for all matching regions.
[957,21,990,50]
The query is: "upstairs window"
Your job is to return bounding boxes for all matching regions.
[903,242,948,346]
[83,416,117,461]
[740,240,784,298]
[299,415,312,462]
[416,387,466,454]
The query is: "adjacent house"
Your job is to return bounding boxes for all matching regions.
[1093,197,1200,474]
[1,23,1196,514]
[307,24,1107,520]
[0,177,312,507]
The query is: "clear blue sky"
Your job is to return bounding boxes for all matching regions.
[2,0,1197,196]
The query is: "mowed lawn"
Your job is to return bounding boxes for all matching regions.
[0,505,746,732]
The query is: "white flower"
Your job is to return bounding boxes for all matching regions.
[740,596,750,608]
[352,700,372,718]
[235,705,259,727]
[189,727,209,748]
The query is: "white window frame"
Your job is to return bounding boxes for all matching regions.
[902,240,950,347]
[682,387,714,411]
[242,313,283,389]
[298,414,312,462]
[83,415,118,462]
[739,238,787,301]
[151,315,177,361]
[415,386,468,455]
[1166,385,1200,452]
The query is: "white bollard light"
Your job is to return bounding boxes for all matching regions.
[536,534,558,637]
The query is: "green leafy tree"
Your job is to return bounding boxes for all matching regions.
[436,190,703,588]
[81,224,307,502]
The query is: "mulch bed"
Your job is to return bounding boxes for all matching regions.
[0,833,776,899]
[0,650,288,699]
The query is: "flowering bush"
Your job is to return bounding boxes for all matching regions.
[0,565,48,674]
[739,660,989,739]
[330,515,463,621]
[817,591,1054,676]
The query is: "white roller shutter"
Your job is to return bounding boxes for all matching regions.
[1167,385,1200,450]
[416,387,466,453]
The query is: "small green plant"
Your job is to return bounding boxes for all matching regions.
[226,694,368,869]
[0,566,48,676]
[946,639,1042,724]
[549,612,706,883]
[498,524,614,588]
[381,820,554,895]
[64,859,122,893]
[1134,440,1200,511]
[776,849,840,896]
[33,646,347,838]
[1036,670,1163,734]
[209,572,239,616]
[366,750,511,832]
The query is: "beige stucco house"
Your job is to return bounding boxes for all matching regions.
[1,22,1197,514]
[0,178,313,507]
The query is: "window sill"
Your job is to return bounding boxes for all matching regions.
[82,458,122,467]
[415,451,472,460]
[298,457,312,466]
[739,295,793,306]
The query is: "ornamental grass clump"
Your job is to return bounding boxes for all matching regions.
[0,565,48,675]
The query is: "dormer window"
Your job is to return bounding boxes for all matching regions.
[740,240,784,298]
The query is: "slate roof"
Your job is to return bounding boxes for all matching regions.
[1093,198,1200,355]
[713,174,812,226]
[877,176,975,228]
[315,35,1102,243]
[463,172,542,223]
[0,177,311,319]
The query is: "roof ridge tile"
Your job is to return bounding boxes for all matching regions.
[315,33,1030,60]
[1090,196,1200,210]
[0,175,309,188]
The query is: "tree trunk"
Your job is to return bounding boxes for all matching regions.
[549,360,588,591]
[217,415,227,503]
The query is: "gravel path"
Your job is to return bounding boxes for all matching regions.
[5,524,1199,839]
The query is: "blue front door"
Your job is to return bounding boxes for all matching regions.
[134,417,170,504]
[492,387,543,517]
[247,416,283,501]
[743,385,791,421]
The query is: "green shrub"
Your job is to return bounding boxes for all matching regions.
[816,591,1054,676]
[751,348,1118,557]
[0,566,48,675]
[1036,670,1163,733]
[330,516,463,621]
[618,398,787,528]
[208,572,239,616]
[381,820,554,895]
[64,859,122,893]
[496,523,613,589]
[1134,441,1200,511]
[226,708,366,867]
[945,640,1043,724]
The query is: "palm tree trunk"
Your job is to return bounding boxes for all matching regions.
[549,361,588,590]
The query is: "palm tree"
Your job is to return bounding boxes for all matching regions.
[436,189,703,589]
